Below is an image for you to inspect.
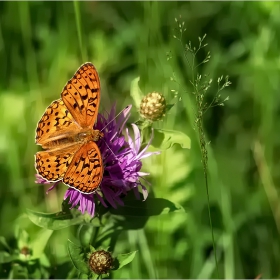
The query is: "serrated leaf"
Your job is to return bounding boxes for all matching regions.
[153,128,191,150]
[26,209,85,230]
[67,240,89,275]
[130,76,143,108]
[30,229,53,259]
[114,251,137,270]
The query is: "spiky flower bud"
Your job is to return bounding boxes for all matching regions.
[88,250,113,275]
[140,92,167,121]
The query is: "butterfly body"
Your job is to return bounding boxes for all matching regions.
[35,63,104,194]
[75,128,104,143]
[38,127,103,151]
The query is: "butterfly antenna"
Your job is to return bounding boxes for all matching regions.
[101,138,117,159]
[99,105,131,160]
[100,105,130,133]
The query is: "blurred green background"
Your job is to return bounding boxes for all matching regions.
[1,1,280,278]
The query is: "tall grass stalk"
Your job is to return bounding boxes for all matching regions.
[18,2,40,91]
[73,1,87,62]
[253,140,280,233]
[172,16,231,278]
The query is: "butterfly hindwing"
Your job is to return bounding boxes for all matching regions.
[35,144,81,182]
[63,141,103,193]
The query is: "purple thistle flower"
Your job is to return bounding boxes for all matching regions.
[35,104,160,217]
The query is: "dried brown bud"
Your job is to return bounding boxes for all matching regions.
[140,92,167,121]
[88,250,113,275]
[20,246,31,256]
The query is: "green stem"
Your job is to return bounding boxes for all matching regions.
[184,31,220,277]
[204,161,219,276]
[197,112,220,278]
[73,1,86,62]
[91,226,100,246]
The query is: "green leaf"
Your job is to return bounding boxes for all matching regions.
[109,195,185,217]
[130,76,143,108]
[26,209,85,230]
[28,264,43,279]
[0,251,18,263]
[15,227,30,249]
[9,264,29,279]
[79,272,90,279]
[0,236,10,250]
[78,224,96,247]
[67,240,89,275]
[166,103,174,112]
[152,128,191,150]
[113,251,137,270]
[8,267,25,279]
[95,222,123,247]
[67,266,80,279]
[90,272,99,279]
[30,229,53,259]
[39,253,51,267]
[89,245,96,252]
[107,196,185,230]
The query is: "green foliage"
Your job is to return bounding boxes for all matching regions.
[67,240,90,275]
[113,251,137,270]
[26,209,86,230]
[1,1,280,279]
[0,228,50,278]
[152,128,191,150]
[67,240,136,278]
[108,196,185,217]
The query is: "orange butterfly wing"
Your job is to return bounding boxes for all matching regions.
[35,62,104,193]
[63,141,103,193]
[35,99,80,146]
[61,62,101,128]
[35,144,82,182]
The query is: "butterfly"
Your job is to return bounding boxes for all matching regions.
[35,62,104,194]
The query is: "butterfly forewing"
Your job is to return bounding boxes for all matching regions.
[35,99,80,146]
[63,141,103,193]
[61,63,101,128]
